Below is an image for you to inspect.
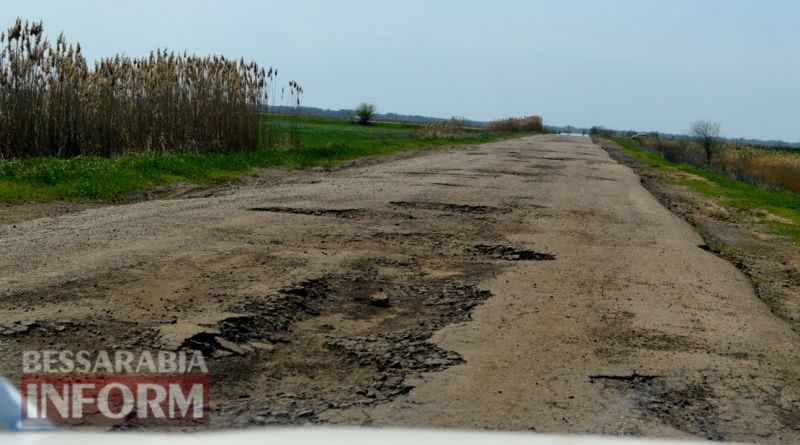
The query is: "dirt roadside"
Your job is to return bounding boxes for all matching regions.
[1,136,799,442]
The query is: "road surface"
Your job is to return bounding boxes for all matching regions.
[1,136,798,442]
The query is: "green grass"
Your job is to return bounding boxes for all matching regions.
[611,137,800,243]
[0,115,517,202]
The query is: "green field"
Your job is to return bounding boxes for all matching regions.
[611,137,800,243]
[0,115,519,202]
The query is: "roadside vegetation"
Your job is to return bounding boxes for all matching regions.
[354,103,377,125]
[484,116,544,133]
[602,135,800,243]
[0,18,273,157]
[417,118,469,138]
[594,125,800,194]
[0,114,519,202]
[0,19,538,202]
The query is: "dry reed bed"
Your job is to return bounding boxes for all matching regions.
[636,134,800,194]
[483,116,543,133]
[0,18,281,158]
[417,118,467,137]
[715,147,800,193]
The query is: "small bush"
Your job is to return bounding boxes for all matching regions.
[354,103,376,125]
[690,120,721,164]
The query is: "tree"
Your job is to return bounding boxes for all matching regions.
[690,120,721,165]
[354,103,376,125]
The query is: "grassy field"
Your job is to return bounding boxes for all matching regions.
[0,115,519,202]
[611,137,800,243]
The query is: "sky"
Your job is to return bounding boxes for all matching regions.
[8,0,800,141]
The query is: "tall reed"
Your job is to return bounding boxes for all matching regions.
[0,18,274,158]
[483,116,543,133]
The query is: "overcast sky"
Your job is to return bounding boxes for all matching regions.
[8,0,800,141]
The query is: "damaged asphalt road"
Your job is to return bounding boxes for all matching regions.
[1,135,799,443]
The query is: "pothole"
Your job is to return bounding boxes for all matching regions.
[476,169,549,178]
[399,172,489,178]
[592,374,723,440]
[431,182,467,187]
[467,243,555,261]
[527,164,566,170]
[174,264,496,426]
[324,278,492,406]
[585,175,616,182]
[390,201,509,215]
[529,156,580,161]
[247,207,364,218]
[698,244,722,254]
[181,277,333,356]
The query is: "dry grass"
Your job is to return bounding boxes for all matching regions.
[715,147,800,193]
[635,134,800,194]
[483,116,543,133]
[0,18,276,158]
[417,118,467,137]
